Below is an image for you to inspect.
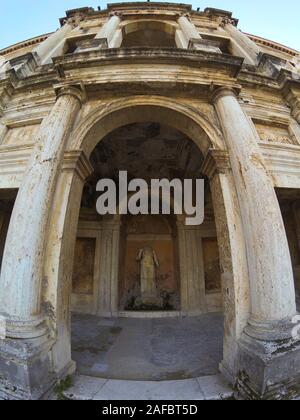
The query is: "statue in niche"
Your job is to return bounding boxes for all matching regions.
[136,246,161,307]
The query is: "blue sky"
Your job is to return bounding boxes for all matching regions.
[0,1,299,51]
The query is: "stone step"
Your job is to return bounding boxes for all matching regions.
[51,374,234,401]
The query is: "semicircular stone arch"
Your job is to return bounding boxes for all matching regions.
[69,96,225,158]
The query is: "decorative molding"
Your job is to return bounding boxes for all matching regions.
[52,47,244,79]
[0,144,33,178]
[260,142,300,184]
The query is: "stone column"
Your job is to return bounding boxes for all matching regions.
[213,87,300,399]
[177,15,221,53]
[223,23,261,64]
[98,217,121,317]
[0,85,84,340]
[201,150,250,381]
[33,23,74,64]
[95,14,122,48]
[44,150,93,378]
[213,88,296,324]
[177,217,206,315]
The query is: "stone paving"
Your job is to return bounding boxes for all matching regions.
[72,312,224,381]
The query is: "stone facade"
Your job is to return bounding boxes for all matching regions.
[0,2,299,400]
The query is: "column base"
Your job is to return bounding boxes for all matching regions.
[236,320,300,400]
[4,315,48,339]
[0,335,55,400]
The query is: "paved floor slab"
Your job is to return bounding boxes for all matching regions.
[72,313,224,381]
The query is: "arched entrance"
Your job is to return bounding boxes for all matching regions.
[43,97,249,383]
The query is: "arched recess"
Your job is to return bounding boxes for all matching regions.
[69,96,225,156]
[120,19,178,48]
[43,97,249,383]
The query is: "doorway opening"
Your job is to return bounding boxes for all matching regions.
[70,121,224,380]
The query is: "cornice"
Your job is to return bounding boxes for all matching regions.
[52,47,244,77]
[0,34,51,57]
[246,33,299,58]
[62,150,93,181]
[0,80,15,116]
[107,2,192,13]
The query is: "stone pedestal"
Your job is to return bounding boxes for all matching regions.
[213,87,300,399]
[0,335,55,400]
[237,320,300,400]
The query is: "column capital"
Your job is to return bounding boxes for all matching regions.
[109,11,123,19]
[54,82,87,104]
[201,149,231,180]
[62,150,93,182]
[210,86,239,104]
[0,80,14,117]
[59,7,93,27]
[178,13,191,19]
[220,16,239,28]
[282,82,300,124]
